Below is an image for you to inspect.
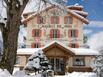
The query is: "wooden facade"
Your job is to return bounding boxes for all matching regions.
[16,42,95,75]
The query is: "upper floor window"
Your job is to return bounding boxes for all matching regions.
[50,29,60,38]
[69,43,79,48]
[64,16,73,24]
[73,57,85,66]
[32,29,42,37]
[37,16,46,24]
[51,16,60,24]
[31,43,41,48]
[68,29,78,37]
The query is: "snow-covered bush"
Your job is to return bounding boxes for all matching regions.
[24,49,52,76]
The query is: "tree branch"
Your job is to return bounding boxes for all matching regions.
[3,0,8,5]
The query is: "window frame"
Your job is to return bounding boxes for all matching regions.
[37,16,46,24]
[73,57,85,66]
[50,29,60,38]
[15,56,20,65]
[64,16,73,24]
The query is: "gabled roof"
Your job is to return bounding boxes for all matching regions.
[22,5,89,24]
[42,41,75,56]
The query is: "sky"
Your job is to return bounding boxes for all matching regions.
[67,0,103,38]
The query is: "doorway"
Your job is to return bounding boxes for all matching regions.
[49,58,65,75]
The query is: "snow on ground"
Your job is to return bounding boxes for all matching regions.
[55,72,97,77]
[0,68,97,77]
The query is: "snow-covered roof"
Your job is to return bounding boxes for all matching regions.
[72,48,99,55]
[22,4,89,24]
[17,48,41,55]
[17,41,99,56]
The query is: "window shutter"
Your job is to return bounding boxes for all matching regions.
[51,16,53,24]
[75,29,78,37]
[70,16,73,24]
[32,29,35,37]
[39,43,42,48]
[57,16,60,24]
[37,16,40,24]
[31,43,34,48]
[68,44,71,47]
[75,43,79,48]
[57,29,60,38]
[68,29,71,37]
[64,16,66,24]
[50,29,53,38]
[39,29,42,37]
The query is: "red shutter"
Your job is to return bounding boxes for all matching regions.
[57,29,60,38]
[57,16,60,24]
[68,44,71,48]
[32,29,35,37]
[51,16,53,24]
[68,29,71,37]
[50,29,53,38]
[39,29,42,37]
[70,16,73,24]
[75,29,78,37]
[39,43,42,48]
[37,16,40,24]
[75,43,79,48]
[31,43,34,48]
[64,16,66,24]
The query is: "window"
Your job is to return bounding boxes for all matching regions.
[50,29,60,38]
[32,29,42,37]
[16,57,20,65]
[64,16,73,24]
[31,43,41,48]
[51,16,59,24]
[69,43,79,48]
[37,16,46,24]
[68,29,78,37]
[73,57,85,66]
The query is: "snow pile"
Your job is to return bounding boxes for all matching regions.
[0,69,97,77]
[55,72,97,77]
[0,69,11,77]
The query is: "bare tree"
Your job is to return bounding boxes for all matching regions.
[0,0,29,74]
[0,0,67,74]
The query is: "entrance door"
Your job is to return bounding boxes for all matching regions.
[49,58,65,75]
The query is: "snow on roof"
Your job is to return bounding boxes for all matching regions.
[72,48,100,55]
[72,10,88,16]
[17,41,99,56]
[17,48,41,55]
[67,5,83,9]
[22,4,89,24]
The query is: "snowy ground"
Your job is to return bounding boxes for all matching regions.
[0,69,97,77]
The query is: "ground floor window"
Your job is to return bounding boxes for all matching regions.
[73,57,85,66]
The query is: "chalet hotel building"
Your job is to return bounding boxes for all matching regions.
[23,5,89,48]
[15,5,99,74]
